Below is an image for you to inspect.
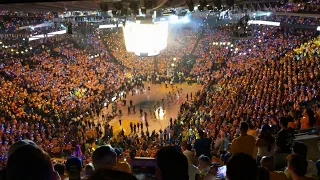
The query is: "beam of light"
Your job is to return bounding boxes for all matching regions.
[29,30,66,41]
[33,22,54,28]
[248,20,280,26]
[99,24,123,29]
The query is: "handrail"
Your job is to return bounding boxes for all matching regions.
[294,126,320,135]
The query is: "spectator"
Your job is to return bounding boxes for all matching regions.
[214,130,230,157]
[88,169,137,180]
[261,156,288,180]
[286,154,315,180]
[6,141,60,180]
[230,122,256,157]
[156,146,189,180]
[222,152,232,165]
[315,160,320,177]
[247,123,258,138]
[287,115,299,130]
[66,156,83,180]
[257,167,270,180]
[84,164,94,179]
[275,117,295,170]
[7,139,37,158]
[226,153,258,180]
[256,124,275,164]
[54,163,68,180]
[203,164,219,180]
[198,155,211,175]
[115,148,132,174]
[194,130,212,158]
[181,141,195,165]
[92,145,117,171]
[188,163,200,180]
[1,10,320,180]
[301,109,316,130]
[315,105,320,127]
[284,142,318,179]
[181,139,200,180]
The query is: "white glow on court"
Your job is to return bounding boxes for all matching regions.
[123,21,168,56]
[155,107,166,120]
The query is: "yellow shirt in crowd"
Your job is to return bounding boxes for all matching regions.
[247,129,257,138]
[269,171,288,180]
[230,134,256,157]
[116,161,132,174]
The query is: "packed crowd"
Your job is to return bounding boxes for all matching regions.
[0,32,139,168]
[118,24,318,146]
[276,0,320,14]
[175,22,320,149]
[192,27,231,84]
[1,122,319,180]
[102,23,201,78]
[98,14,320,179]
[259,14,320,26]
[1,37,127,122]
[0,7,320,180]
[0,11,64,36]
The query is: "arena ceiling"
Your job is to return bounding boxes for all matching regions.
[0,0,185,12]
